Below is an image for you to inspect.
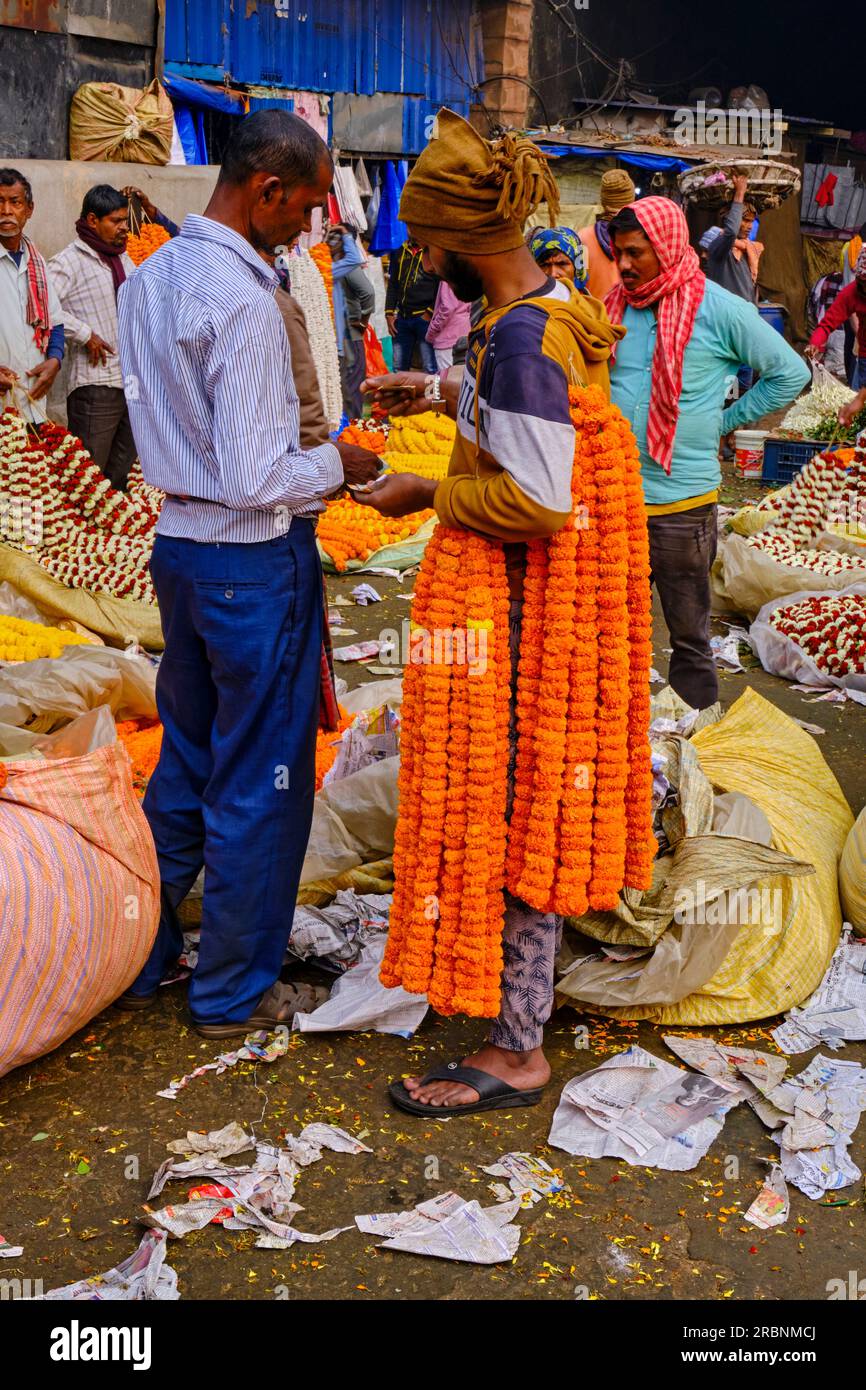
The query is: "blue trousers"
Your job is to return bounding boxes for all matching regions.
[392,314,437,373]
[133,524,323,1023]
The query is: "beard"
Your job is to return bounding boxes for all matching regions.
[440,250,484,304]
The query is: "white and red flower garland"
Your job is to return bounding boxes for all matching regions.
[768,593,866,678]
[0,410,159,605]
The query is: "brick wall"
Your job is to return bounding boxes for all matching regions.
[473,0,533,131]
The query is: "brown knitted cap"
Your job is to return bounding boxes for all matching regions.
[600,169,636,216]
[399,107,561,255]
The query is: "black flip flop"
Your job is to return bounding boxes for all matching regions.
[389,1061,545,1118]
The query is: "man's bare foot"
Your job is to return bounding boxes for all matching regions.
[402,1043,551,1109]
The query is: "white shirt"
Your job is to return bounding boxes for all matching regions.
[48,239,136,394]
[117,215,342,543]
[0,240,64,422]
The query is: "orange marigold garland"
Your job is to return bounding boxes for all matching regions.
[622,416,656,888]
[308,242,335,323]
[382,384,655,1017]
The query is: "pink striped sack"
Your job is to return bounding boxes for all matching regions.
[0,743,159,1078]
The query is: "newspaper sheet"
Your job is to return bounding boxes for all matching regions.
[772,928,866,1054]
[548,1047,739,1170]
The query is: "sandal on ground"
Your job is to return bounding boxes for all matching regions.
[388,1061,545,1118]
[193,981,328,1040]
[114,989,158,1012]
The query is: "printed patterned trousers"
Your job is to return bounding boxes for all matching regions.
[487,601,563,1052]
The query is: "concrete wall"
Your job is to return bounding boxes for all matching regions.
[0,3,157,161]
[11,158,219,258]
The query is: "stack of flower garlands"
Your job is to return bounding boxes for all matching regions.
[317,495,434,571]
[768,593,866,678]
[0,410,160,604]
[125,222,171,265]
[287,248,342,429]
[384,412,456,481]
[0,614,91,662]
[380,384,655,1017]
[117,707,355,798]
[748,448,866,577]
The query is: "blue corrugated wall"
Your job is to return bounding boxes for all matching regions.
[163,0,480,105]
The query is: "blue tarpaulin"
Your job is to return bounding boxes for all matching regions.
[162,71,247,115]
[536,144,695,175]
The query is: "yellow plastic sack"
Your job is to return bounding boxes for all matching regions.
[596,688,853,1025]
[69,80,173,165]
[840,807,866,933]
[728,503,778,537]
[0,545,163,651]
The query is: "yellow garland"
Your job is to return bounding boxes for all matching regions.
[0,614,91,662]
[381,385,655,1017]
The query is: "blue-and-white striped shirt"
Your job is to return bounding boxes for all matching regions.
[116,214,343,543]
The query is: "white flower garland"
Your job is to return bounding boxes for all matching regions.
[0,410,158,606]
[288,248,343,430]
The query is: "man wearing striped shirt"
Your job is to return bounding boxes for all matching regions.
[116,111,380,1038]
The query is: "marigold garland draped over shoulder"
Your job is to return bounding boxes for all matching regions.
[380,384,656,1017]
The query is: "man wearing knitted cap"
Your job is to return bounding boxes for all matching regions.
[606,197,809,710]
[356,108,625,1116]
[577,168,635,300]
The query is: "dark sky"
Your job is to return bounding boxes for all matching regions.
[566,1,855,132]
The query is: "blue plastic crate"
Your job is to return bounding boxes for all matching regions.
[761,437,829,485]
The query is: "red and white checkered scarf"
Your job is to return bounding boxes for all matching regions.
[22,236,52,355]
[605,197,706,475]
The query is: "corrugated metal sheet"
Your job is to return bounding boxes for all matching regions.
[164,0,479,105]
[164,0,226,70]
[403,95,470,155]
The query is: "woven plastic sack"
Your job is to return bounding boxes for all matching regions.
[0,544,164,650]
[588,688,853,1025]
[69,80,173,165]
[840,807,866,934]
[0,743,160,1078]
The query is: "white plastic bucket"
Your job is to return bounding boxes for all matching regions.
[733,429,767,480]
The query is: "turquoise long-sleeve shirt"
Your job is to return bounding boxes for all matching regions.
[610,278,810,506]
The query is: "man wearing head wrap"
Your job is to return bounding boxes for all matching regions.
[356,108,625,1117]
[606,197,809,710]
[577,168,635,300]
[528,226,588,291]
[808,245,866,391]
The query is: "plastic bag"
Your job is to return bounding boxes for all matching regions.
[363,323,387,377]
[0,644,157,743]
[69,79,173,165]
[368,162,407,256]
[748,582,866,693]
[715,532,866,618]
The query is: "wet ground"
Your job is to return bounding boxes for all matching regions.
[1,467,865,1302]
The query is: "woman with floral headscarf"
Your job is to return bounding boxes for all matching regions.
[528,225,589,291]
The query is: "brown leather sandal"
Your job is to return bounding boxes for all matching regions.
[193,981,328,1040]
